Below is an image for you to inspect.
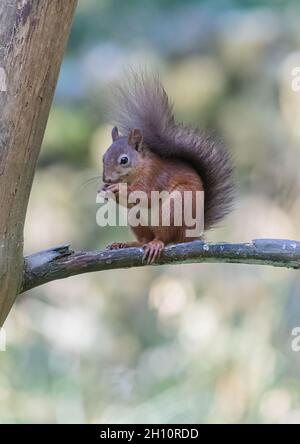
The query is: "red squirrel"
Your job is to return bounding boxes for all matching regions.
[100,72,234,264]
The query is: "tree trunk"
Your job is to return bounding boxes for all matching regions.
[0,0,77,326]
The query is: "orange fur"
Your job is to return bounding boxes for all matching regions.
[118,151,204,245]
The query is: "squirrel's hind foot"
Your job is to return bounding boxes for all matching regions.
[143,240,165,265]
[106,241,142,250]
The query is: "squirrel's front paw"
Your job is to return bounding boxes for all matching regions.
[104,183,119,194]
[143,240,165,264]
[98,183,119,199]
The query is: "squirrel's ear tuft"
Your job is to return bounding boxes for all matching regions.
[112,126,119,142]
[128,129,143,151]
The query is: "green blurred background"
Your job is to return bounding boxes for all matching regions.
[2,0,300,423]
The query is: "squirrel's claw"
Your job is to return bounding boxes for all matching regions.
[106,241,143,250]
[104,183,119,194]
[143,240,165,265]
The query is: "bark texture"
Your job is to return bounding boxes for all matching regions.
[0,0,77,325]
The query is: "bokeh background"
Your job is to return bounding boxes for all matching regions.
[1,0,300,423]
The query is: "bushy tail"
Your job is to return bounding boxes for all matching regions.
[111,71,234,229]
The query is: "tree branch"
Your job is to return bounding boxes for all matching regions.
[21,239,300,293]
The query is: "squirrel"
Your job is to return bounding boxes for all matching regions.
[100,71,234,264]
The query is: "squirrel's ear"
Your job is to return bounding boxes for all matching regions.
[128,129,143,152]
[112,126,119,142]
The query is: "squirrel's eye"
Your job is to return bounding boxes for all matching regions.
[119,155,129,165]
